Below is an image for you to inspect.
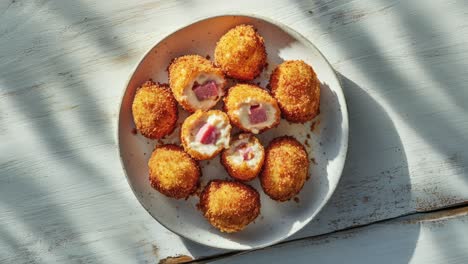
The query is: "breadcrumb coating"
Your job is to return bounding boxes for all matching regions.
[199,180,260,232]
[214,24,267,80]
[148,144,200,199]
[260,136,309,201]
[223,84,280,133]
[169,55,226,112]
[221,133,265,181]
[132,80,178,139]
[269,60,320,123]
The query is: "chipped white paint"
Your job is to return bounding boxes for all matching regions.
[0,0,467,263]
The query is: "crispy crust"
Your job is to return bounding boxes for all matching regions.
[260,136,309,201]
[180,110,232,160]
[199,180,260,233]
[214,24,267,80]
[223,84,280,133]
[131,80,178,139]
[148,144,201,199]
[269,60,320,123]
[168,55,226,112]
[221,133,265,181]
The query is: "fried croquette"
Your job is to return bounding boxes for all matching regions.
[132,80,178,139]
[269,60,320,123]
[214,24,267,80]
[221,133,265,181]
[169,55,226,113]
[199,180,260,233]
[181,110,232,160]
[260,136,309,201]
[148,145,200,199]
[223,84,280,134]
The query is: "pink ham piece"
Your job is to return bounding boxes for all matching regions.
[192,80,218,100]
[195,123,218,144]
[238,145,254,161]
[248,104,268,124]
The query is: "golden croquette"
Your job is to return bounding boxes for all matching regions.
[132,80,178,139]
[260,136,309,202]
[214,24,267,80]
[223,84,280,134]
[199,180,260,233]
[148,145,200,199]
[181,110,232,160]
[269,60,320,123]
[221,133,265,181]
[169,55,226,113]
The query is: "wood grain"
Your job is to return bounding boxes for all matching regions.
[0,0,467,262]
[208,206,468,264]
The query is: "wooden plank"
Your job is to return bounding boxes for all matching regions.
[208,206,468,264]
[0,0,467,262]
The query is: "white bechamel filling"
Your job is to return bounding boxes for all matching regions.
[227,136,263,168]
[180,73,225,110]
[188,114,231,155]
[234,98,277,134]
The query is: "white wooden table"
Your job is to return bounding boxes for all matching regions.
[1,0,467,263]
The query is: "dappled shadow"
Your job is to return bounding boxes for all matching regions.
[291,73,413,239]
[0,225,41,263]
[294,0,468,202]
[1,0,467,262]
[395,1,468,112]
[0,0,142,263]
[209,215,420,264]
[424,211,468,262]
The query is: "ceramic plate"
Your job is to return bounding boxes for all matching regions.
[118,15,348,250]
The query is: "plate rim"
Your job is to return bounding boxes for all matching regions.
[117,13,349,250]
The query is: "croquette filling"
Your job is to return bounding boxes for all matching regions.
[228,136,263,168]
[183,74,225,110]
[195,123,219,144]
[188,114,230,155]
[238,143,254,161]
[236,99,277,134]
[249,104,268,124]
[193,80,218,100]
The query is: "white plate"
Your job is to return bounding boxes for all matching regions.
[118,15,348,250]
